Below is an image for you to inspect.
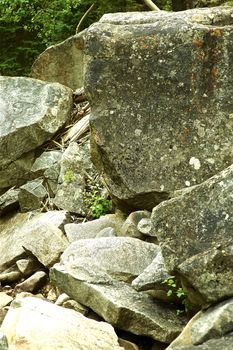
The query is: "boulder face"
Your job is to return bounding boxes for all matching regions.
[151,165,233,306]
[0,77,72,170]
[31,31,86,90]
[85,7,233,211]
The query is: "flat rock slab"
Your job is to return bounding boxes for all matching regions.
[0,297,124,350]
[171,336,233,350]
[85,7,233,210]
[0,76,72,169]
[0,211,69,272]
[60,236,159,282]
[151,165,233,305]
[51,263,187,343]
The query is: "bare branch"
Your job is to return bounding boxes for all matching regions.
[76,3,95,33]
[144,0,161,11]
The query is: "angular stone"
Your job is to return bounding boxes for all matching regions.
[16,258,41,277]
[0,188,19,217]
[151,165,233,305]
[0,297,124,350]
[0,76,72,169]
[51,264,187,343]
[19,178,47,212]
[53,141,98,215]
[171,336,233,350]
[31,150,62,176]
[0,293,13,309]
[60,237,159,283]
[0,150,36,191]
[85,7,233,211]
[64,213,125,242]
[0,331,8,350]
[0,211,69,272]
[132,250,173,292]
[191,298,233,345]
[31,31,86,90]
[14,271,47,293]
[120,211,151,239]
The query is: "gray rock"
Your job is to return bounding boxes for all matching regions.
[151,165,233,305]
[18,178,47,212]
[0,77,72,170]
[0,297,124,350]
[0,266,21,283]
[171,336,233,350]
[51,264,187,343]
[85,7,233,211]
[64,213,125,242]
[0,150,37,191]
[137,218,153,236]
[0,210,69,272]
[53,141,98,215]
[191,297,233,345]
[132,250,173,293]
[14,271,47,293]
[31,150,62,176]
[120,211,151,238]
[0,188,19,217]
[60,237,159,283]
[16,258,41,277]
[96,227,116,238]
[31,31,86,90]
[0,331,8,350]
[0,293,13,309]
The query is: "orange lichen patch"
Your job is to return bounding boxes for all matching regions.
[210,28,223,37]
[211,67,218,78]
[193,38,203,48]
[179,127,190,144]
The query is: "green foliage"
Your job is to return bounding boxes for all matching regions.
[162,278,193,315]
[85,189,112,219]
[63,170,75,183]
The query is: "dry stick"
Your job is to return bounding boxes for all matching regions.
[76,3,95,33]
[144,0,161,11]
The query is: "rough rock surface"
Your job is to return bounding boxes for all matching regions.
[51,264,187,343]
[0,77,72,168]
[31,31,86,90]
[0,210,69,272]
[151,165,233,305]
[0,297,124,350]
[85,7,233,211]
[60,237,159,282]
[171,336,233,350]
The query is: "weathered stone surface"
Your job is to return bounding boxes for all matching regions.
[51,264,187,343]
[0,76,72,170]
[0,210,69,272]
[0,293,13,309]
[18,178,47,212]
[31,31,86,90]
[120,211,151,238]
[0,297,124,350]
[53,141,97,215]
[191,297,233,345]
[151,165,233,305]
[14,271,47,293]
[0,150,36,191]
[64,213,125,242]
[60,237,159,283]
[16,258,41,277]
[85,7,233,211]
[132,250,173,292]
[31,150,62,176]
[171,336,233,350]
[0,188,19,217]
[0,331,8,350]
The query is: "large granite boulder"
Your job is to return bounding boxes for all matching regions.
[151,165,233,306]
[0,77,72,191]
[85,6,233,211]
[0,297,124,350]
[31,31,86,90]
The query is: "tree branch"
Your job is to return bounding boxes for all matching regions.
[143,0,161,11]
[76,3,95,33]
